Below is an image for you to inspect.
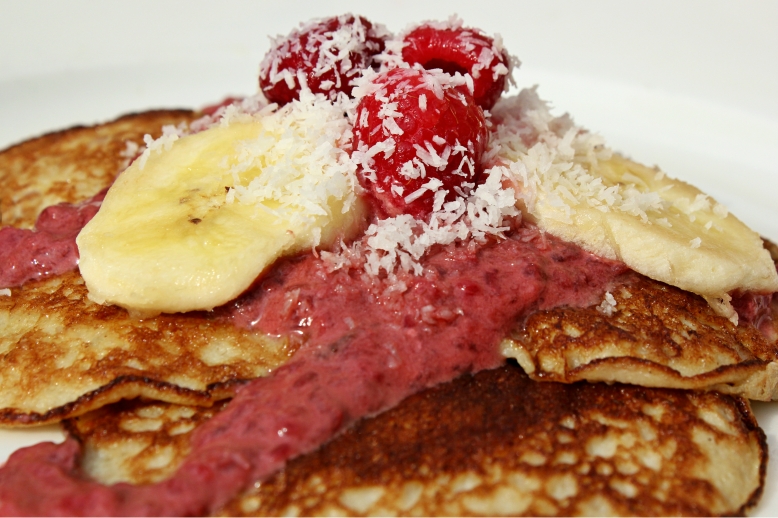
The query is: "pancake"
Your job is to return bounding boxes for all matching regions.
[0,269,292,425]
[63,363,766,517]
[64,398,230,486]
[0,112,295,425]
[502,274,778,401]
[0,106,775,516]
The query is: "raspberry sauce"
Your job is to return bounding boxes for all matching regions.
[0,229,628,515]
[0,191,105,289]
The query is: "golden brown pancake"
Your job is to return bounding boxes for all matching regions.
[64,364,766,517]
[0,269,292,425]
[502,274,778,401]
[64,398,230,485]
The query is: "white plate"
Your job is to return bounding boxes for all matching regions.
[1,1,776,515]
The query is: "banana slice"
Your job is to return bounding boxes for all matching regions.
[77,99,365,315]
[490,91,777,321]
[531,153,778,318]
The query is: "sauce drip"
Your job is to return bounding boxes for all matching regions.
[0,191,105,289]
[0,229,628,516]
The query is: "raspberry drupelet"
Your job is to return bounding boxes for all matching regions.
[401,20,512,110]
[259,14,388,105]
[352,67,488,219]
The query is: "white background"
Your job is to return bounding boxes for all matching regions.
[1,0,777,514]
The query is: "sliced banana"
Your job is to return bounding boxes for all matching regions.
[490,91,777,321]
[77,99,365,315]
[532,154,778,316]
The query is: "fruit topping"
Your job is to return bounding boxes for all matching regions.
[400,20,512,110]
[352,67,488,219]
[487,90,778,321]
[259,14,388,105]
[77,93,366,315]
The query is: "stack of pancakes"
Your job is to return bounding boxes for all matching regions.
[1,110,774,516]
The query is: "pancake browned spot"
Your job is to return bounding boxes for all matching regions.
[502,274,778,400]
[64,364,766,517]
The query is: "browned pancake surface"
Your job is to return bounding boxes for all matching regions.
[0,270,293,426]
[228,364,765,517]
[65,364,766,516]
[65,398,230,485]
[503,275,778,401]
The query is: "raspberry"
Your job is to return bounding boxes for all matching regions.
[352,67,488,219]
[259,15,387,105]
[401,22,511,110]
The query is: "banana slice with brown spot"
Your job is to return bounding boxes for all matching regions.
[77,97,365,315]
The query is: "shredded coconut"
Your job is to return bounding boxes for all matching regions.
[222,90,360,243]
[259,14,388,100]
[713,203,729,219]
[326,162,520,279]
[328,87,628,279]
[596,291,617,316]
[129,103,251,169]
[136,124,187,170]
[485,88,661,226]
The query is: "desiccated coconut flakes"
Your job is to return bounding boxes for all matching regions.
[596,291,618,316]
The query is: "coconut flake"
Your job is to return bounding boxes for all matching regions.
[596,291,618,316]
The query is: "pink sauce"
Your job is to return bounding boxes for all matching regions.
[0,191,105,289]
[733,290,777,341]
[0,228,629,516]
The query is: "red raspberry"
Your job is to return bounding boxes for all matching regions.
[352,67,488,219]
[401,21,511,110]
[259,15,387,105]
